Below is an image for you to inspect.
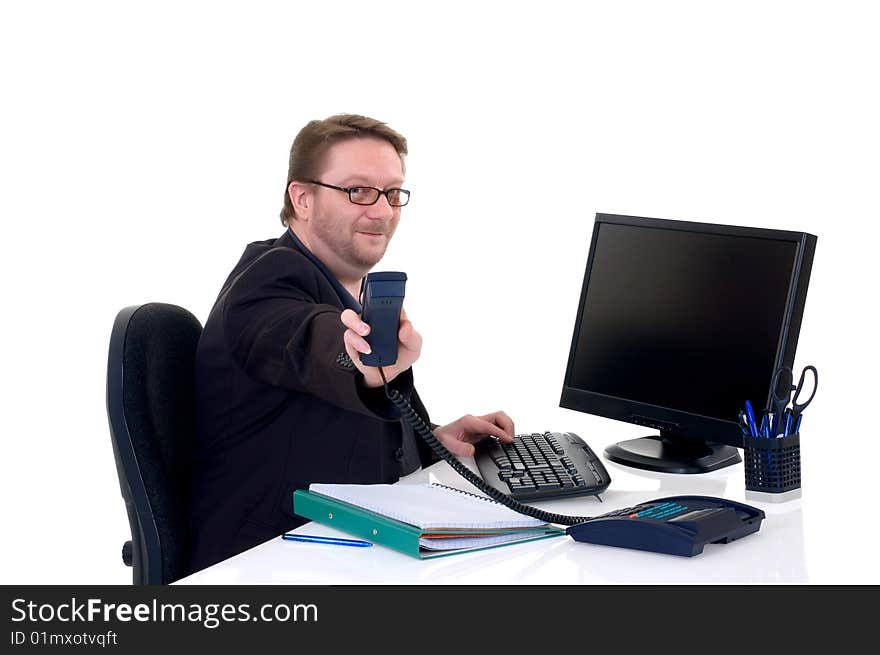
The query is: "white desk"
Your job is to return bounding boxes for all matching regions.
[177,450,845,585]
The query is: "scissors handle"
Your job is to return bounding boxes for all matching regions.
[768,366,793,436]
[790,365,818,418]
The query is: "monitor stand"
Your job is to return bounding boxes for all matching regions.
[604,432,741,474]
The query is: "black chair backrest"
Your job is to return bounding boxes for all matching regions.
[106,303,202,584]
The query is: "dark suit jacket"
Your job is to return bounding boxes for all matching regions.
[188,230,434,573]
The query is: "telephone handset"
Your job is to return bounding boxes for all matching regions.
[360,272,766,554]
[359,272,407,367]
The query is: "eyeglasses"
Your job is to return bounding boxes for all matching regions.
[305,180,410,207]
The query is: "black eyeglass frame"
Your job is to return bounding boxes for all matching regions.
[304,179,411,207]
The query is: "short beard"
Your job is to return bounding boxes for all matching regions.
[312,219,391,270]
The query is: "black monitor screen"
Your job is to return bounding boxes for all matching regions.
[568,222,798,423]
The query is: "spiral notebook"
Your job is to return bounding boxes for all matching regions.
[293,483,565,558]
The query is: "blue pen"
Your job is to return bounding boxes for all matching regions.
[744,400,759,437]
[782,409,793,437]
[282,533,372,547]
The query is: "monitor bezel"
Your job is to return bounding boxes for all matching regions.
[559,213,817,450]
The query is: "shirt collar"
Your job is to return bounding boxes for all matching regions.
[286,227,362,312]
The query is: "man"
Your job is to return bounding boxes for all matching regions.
[188,114,515,573]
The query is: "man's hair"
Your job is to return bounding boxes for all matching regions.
[280,114,408,226]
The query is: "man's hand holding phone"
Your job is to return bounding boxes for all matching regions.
[340,307,421,388]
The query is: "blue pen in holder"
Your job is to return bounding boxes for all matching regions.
[743,433,801,502]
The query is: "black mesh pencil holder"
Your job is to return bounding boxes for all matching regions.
[743,433,802,502]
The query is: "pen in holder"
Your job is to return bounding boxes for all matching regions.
[743,433,801,503]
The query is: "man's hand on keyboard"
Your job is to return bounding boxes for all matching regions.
[433,412,515,457]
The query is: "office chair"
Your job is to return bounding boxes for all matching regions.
[106,303,202,584]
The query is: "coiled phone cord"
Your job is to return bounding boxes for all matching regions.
[378,368,594,526]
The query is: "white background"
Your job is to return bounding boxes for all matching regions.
[1,1,877,584]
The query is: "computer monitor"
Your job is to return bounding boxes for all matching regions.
[560,214,817,474]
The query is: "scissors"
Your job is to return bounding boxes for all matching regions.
[768,365,818,436]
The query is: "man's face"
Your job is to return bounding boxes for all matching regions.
[304,137,404,277]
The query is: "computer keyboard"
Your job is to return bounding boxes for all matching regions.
[474,431,611,502]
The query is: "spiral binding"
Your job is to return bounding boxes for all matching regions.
[430,483,502,504]
[384,386,593,526]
